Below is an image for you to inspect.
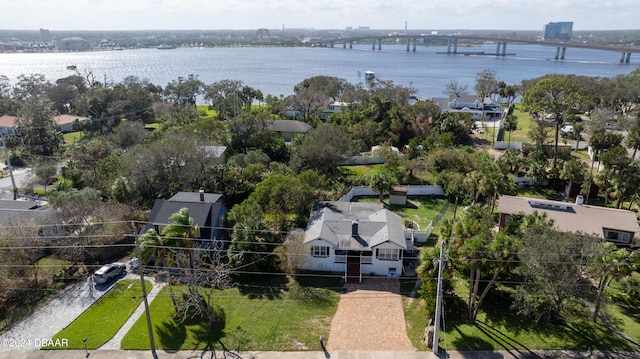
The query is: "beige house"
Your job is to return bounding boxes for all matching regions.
[498,195,640,247]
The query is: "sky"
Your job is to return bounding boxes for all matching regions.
[3,0,639,31]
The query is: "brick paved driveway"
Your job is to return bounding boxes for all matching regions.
[326,278,415,351]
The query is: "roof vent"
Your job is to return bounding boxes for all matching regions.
[351,220,359,236]
[199,189,205,202]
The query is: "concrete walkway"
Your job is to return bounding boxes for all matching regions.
[99,280,166,350]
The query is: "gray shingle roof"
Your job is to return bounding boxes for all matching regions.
[268,120,312,133]
[304,202,406,250]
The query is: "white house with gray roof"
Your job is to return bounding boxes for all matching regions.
[432,95,503,120]
[301,202,407,283]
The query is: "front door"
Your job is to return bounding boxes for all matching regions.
[346,251,361,283]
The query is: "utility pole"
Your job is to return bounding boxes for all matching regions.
[1,133,18,200]
[432,239,446,355]
[131,222,158,359]
[432,198,458,355]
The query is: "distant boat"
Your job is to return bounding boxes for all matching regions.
[364,71,375,80]
[157,43,176,50]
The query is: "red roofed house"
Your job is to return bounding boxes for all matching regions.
[53,114,90,133]
[0,114,89,135]
[0,115,20,135]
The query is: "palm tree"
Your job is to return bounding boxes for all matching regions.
[573,123,585,151]
[502,114,518,149]
[625,125,640,161]
[469,232,521,322]
[162,207,201,246]
[560,159,587,201]
[368,172,394,202]
[161,207,201,268]
[591,243,638,321]
[593,168,615,206]
[138,228,166,269]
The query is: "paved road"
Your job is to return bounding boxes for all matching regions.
[0,276,113,350]
[0,167,33,200]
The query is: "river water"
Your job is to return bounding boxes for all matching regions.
[0,43,637,100]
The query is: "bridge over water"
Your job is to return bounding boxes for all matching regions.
[323,34,640,63]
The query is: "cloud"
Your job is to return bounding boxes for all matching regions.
[2,0,638,30]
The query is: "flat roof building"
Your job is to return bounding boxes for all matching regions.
[544,22,573,41]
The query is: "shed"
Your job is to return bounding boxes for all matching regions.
[389,186,408,206]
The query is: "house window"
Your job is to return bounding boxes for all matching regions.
[377,248,399,261]
[311,246,329,258]
[604,229,631,243]
[361,251,373,264]
[335,250,347,263]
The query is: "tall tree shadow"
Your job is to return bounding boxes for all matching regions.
[156,318,187,352]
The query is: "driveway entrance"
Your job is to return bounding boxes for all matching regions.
[326,278,415,351]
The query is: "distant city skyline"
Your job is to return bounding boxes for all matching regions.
[3,0,638,32]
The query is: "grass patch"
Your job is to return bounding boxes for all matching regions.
[442,309,634,351]
[515,187,561,200]
[357,197,451,235]
[35,257,72,280]
[607,303,640,344]
[197,105,218,119]
[438,280,635,351]
[340,164,386,183]
[401,278,431,351]
[504,107,533,144]
[44,279,150,349]
[63,131,83,145]
[121,277,341,351]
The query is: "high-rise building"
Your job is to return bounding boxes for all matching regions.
[543,22,573,41]
[40,28,50,42]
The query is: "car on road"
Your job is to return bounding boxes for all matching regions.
[93,262,126,284]
[560,125,574,138]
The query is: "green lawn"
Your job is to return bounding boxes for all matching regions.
[340,164,386,184]
[63,131,83,146]
[357,196,454,239]
[401,279,431,350]
[443,315,631,351]
[35,257,72,280]
[433,277,636,351]
[608,303,640,344]
[504,107,533,144]
[441,306,634,351]
[121,277,341,351]
[44,279,150,349]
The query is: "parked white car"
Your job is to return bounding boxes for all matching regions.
[93,262,126,284]
[560,125,574,137]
